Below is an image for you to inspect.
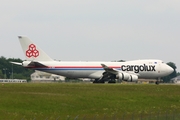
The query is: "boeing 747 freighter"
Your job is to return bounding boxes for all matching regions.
[11,36,174,84]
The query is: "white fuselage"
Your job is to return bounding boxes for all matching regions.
[16,36,174,82]
[27,59,173,79]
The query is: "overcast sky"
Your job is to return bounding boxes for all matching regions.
[0,0,180,71]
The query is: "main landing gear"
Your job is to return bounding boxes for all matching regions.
[155,78,161,85]
[108,79,116,83]
[93,73,117,83]
[93,79,105,83]
[155,81,159,85]
[93,79,116,83]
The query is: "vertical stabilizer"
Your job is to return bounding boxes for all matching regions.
[18,36,54,61]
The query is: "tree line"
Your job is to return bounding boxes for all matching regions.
[0,56,34,82]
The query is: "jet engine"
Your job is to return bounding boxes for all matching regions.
[127,74,138,82]
[116,72,130,80]
[116,72,138,82]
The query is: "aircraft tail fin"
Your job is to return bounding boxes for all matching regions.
[18,36,54,61]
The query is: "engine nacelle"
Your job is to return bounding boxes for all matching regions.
[22,61,31,67]
[127,74,138,82]
[116,72,138,82]
[116,72,130,80]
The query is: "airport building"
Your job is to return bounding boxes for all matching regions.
[31,70,65,82]
[170,75,180,84]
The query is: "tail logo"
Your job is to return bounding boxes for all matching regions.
[26,44,39,58]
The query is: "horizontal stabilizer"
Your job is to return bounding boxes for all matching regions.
[10,62,22,66]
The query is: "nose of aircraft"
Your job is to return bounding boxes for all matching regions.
[166,65,174,75]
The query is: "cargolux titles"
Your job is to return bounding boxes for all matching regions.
[121,64,156,73]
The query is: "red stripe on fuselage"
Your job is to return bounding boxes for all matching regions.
[54,66,120,68]
[25,66,121,69]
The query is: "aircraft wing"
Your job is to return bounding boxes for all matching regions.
[101,64,119,75]
[99,63,139,83]
[101,63,139,75]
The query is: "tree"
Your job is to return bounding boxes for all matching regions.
[162,62,177,83]
[112,60,126,62]
[117,60,126,62]
[0,56,34,81]
[177,72,180,76]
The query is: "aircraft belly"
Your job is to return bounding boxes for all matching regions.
[40,69,99,78]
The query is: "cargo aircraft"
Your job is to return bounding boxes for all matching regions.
[11,36,174,84]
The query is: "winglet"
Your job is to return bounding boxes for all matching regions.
[101,64,118,74]
[101,64,109,70]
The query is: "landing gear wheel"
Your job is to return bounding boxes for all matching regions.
[155,81,159,85]
[93,79,105,83]
[99,80,105,83]
[93,79,98,83]
[108,79,116,83]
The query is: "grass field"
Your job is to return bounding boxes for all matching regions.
[0,83,180,120]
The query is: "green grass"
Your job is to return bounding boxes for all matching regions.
[0,83,180,119]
